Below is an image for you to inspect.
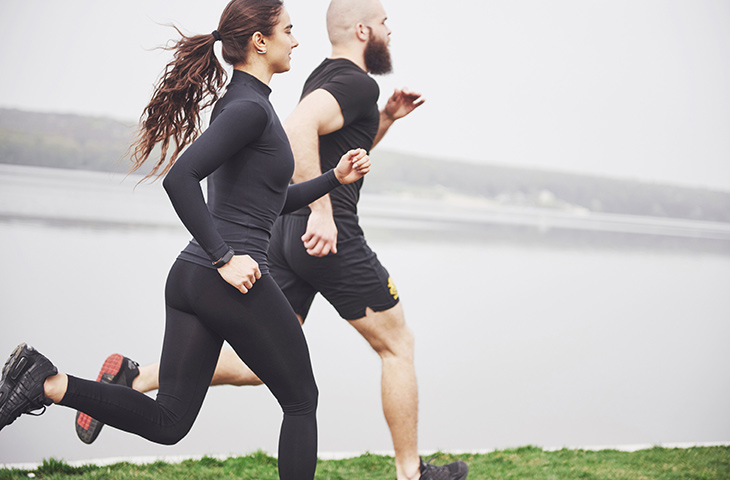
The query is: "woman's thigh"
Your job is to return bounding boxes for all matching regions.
[177,266,317,405]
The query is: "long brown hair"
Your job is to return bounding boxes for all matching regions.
[128,0,284,182]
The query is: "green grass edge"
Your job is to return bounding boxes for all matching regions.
[1,446,729,479]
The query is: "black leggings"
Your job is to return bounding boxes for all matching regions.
[60,260,318,480]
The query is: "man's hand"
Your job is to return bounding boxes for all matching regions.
[382,88,425,122]
[302,149,370,257]
[302,207,338,257]
[373,88,425,148]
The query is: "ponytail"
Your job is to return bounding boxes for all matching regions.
[126,0,283,182]
[128,27,226,182]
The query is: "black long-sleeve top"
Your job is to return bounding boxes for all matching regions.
[163,70,341,274]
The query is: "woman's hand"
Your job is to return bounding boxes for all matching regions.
[217,255,262,294]
[334,148,371,185]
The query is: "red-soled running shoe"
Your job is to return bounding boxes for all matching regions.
[74,353,139,444]
[0,343,58,432]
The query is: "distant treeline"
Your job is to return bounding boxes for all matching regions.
[366,151,730,223]
[2,107,729,223]
[0,108,136,174]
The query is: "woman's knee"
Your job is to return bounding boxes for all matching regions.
[281,382,318,417]
[148,422,194,445]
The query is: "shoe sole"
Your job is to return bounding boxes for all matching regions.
[75,353,125,444]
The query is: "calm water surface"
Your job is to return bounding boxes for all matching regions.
[1,168,729,464]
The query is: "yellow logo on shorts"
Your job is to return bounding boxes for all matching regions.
[387,276,399,300]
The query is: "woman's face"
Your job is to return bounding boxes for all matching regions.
[266,9,298,74]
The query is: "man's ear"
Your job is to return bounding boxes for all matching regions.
[355,23,369,42]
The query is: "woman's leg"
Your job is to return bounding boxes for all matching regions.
[230,279,318,480]
[187,271,319,480]
[59,260,223,444]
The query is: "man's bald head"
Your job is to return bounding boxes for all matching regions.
[326,0,385,46]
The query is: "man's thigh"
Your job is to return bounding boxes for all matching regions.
[348,303,414,358]
[305,234,400,320]
[270,214,400,321]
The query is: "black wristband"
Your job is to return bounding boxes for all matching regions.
[212,247,235,268]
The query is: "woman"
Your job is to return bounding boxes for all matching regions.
[0,1,370,478]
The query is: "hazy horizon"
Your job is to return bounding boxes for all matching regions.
[1,0,729,191]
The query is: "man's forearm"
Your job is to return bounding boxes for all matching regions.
[372,109,395,149]
[286,122,333,212]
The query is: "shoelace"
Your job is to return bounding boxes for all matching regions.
[25,405,47,416]
[1,406,43,430]
[421,455,440,469]
[6,394,48,423]
[393,457,456,480]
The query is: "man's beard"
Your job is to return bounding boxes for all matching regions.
[364,31,392,75]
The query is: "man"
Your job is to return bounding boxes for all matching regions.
[76,1,467,479]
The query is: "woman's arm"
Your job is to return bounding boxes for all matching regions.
[282,170,340,215]
[162,101,267,262]
[281,149,370,214]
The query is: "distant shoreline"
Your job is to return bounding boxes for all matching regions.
[3,164,730,253]
[3,105,730,226]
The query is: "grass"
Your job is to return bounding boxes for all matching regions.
[1,446,728,479]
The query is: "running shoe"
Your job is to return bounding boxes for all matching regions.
[0,343,58,432]
[75,353,139,444]
[419,456,469,480]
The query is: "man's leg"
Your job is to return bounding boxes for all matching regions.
[75,348,266,444]
[133,348,263,394]
[348,302,421,480]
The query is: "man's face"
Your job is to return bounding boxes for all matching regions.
[364,15,392,75]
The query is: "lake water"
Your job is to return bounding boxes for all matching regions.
[1,165,729,465]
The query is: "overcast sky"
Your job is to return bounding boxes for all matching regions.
[1,0,729,191]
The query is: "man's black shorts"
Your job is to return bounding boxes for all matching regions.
[268,213,400,321]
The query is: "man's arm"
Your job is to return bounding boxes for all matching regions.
[372,88,425,148]
[284,89,345,257]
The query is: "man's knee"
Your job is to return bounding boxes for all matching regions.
[353,305,415,359]
[214,349,264,387]
[388,322,415,359]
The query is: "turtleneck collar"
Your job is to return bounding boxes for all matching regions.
[230,69,272,97]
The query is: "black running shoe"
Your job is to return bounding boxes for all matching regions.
[419,456,469,480]
[0,343,58,432]
[75,353,139,444]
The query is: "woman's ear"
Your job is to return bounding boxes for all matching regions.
[252,31,267,54]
